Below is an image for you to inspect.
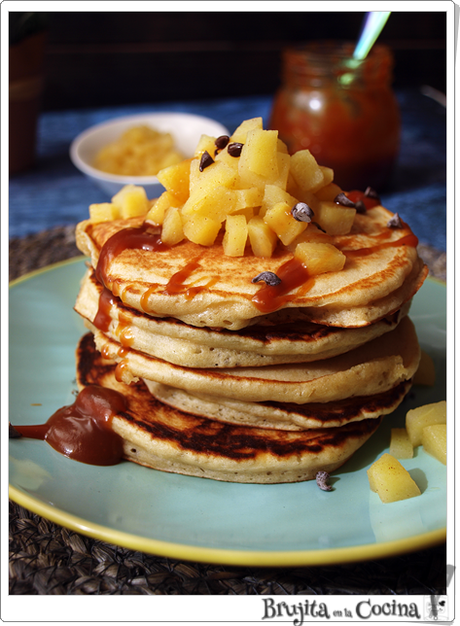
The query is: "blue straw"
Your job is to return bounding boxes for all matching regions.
[353,12,391,60]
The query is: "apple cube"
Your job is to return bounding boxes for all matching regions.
[367,453,421,503]
[189,159,238,198]
[89,202,119,223]
[111,184,150,218]
[260,185,298,217]
[223,214,248,257]
[182,185,237,222]
[194,134,217,158]
[182,214,222,246]
[313,201,356,235]
[289,149,325,192]
[230,117,263,143]
[314,182,343,202]
[263,201,308,246]
[145,190,178,225]
[294,242,346,275]
[421,424,447,465]
[238,128,279,178]
[247,216,278,257]
[161,206,184,246]
[389,428,414,459]
[231,187,263,213]
[271,152,291,189]
[157,159,192,204]
[405,401,447,447]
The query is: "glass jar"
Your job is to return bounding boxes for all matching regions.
[269,41,401,191]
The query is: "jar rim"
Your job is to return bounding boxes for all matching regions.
[283,40,394,73]
[283,40,394,86]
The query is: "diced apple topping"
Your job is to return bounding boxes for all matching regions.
[294,242,346,276]
[89,118,361,264]
[89,185,152,223]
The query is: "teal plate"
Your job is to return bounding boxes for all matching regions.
[9,258,446,566]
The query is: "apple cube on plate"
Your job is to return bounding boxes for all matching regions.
[406,400,447,447]
[389,428,414,459]
[422,423,447,465]
[294,242,346,275]
[367,453,421,503]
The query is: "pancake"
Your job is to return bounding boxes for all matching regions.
[75,268,411,368]
[76,332,383,484]
[143,379,412,431]
[89,314,420,404]
[75,205,428,330]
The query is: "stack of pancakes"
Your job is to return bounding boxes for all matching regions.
[73,198,427,483]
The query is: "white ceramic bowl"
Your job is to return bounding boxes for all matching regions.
[70,112,230,198]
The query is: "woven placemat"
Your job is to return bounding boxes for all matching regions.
[9,226,447,596]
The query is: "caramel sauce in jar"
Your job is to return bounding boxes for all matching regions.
[270,42,400,190]
[14,386,127,466]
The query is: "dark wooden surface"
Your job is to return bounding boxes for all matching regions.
[37,11,446,111]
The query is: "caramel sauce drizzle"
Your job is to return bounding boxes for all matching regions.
[251,228,418,313]
[115,359,130,383]
[96,223,169,290]
[251,257,311,314]
[13,386,126,466]
[342,233,419,259]
[163,257,202,295]
[93,286,116,333]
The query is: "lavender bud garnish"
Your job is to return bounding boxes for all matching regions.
[199,151,214,171]
[252,271,282,286]
[291,202,314,222]
[316,470,332,491]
